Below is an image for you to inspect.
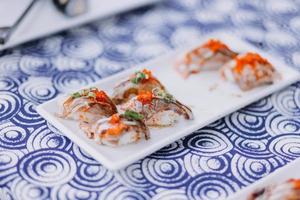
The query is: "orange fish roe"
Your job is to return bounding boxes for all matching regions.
[203,39,229,53]
[105,114,128,136]
[137,91,153,105]
[93,89,110,103]
[234,52,271,74]
[141,69,154,83]
[109,114,121,124]
[106,123,128,136]
[142,69,152,78]
[289,179,300,189]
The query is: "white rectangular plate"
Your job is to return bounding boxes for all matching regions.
[0,0,160,51]
[226,158,300,200]
[36,33,300,170]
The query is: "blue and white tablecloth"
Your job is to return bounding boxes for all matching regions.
[1,0,300,199]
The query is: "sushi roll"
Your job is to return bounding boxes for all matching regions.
[248,179,300,200]
[176,39,237,78]
[79,113,150,146]
[221,52,277,91]
[112,69,166,105]
[59,87,117,123]
[119,88,193,127]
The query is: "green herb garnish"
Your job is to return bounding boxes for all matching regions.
[131,71,146,84]
[152,88,175,103]
[72,92,81,98]
[71,87,98,99]
[123,110,144,120]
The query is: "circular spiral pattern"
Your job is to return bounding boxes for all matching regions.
[10,178,49,200]
[0,76,20,92]
[62,36,104,59]
[0,54,21,75]
[142,158,190,188]
[104,42,136,62]
[290,16,300,34]
[11,100,45,127]
[225,112,268,139]
[0,187,14,200]
[240,98,273,116]
[115,161,156,190]
[150,139,190,159]
[18,77,57,104]
[26,125,71,151]
[265,112,300,136]
[0,122,29,149]
[0,91,22,121]
[133,42,170,61]
[52,55,92,72]
[265,0,298,15]
[22,36,62,57]
[234,138,272,158]
[183,129,233,156]
[272,85,300,117]
[99,183,151,200]
[265,30,297,50]
[268,134,300,161]
[152,189,188,200]
[186,173,240,200]
[69,163,114,191]
[184,154,230,176]
[94,58,123,78]
[231,9,260,26]
[231,154,275,185]
[98,20,134,42]
[19,55,54,76]
[50,184,98,200]
[0,150,25,185]
[71,144,99,165]
[134,27,167,44]
[18,149,76,186]
[53,71,98,93]
[170,26,203,47]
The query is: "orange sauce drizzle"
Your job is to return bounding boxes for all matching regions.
[137,90,153,105]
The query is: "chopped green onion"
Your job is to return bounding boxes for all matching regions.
[123,110,144,120]
[152,87,175,103]
[131,71,146,84]
[72,92,81,98]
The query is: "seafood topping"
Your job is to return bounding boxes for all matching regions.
[60,87,117,123]
[80,113,149,147]
[119,88,193,127]
[176,39,237,78]
[131,69,153,84]
[221,52,277,91]
[112,69,166,104]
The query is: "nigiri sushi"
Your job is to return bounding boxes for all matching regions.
[248,179,300,200]
[119,88,193,127]
[59,87,117,123]
[221,52,277,91]
[80,112,149,146]
[112,69,166,105]
[176,39,237,78]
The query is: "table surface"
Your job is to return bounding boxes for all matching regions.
[1,0,300,199]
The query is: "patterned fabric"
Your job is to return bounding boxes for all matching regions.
[1,0,300,199]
